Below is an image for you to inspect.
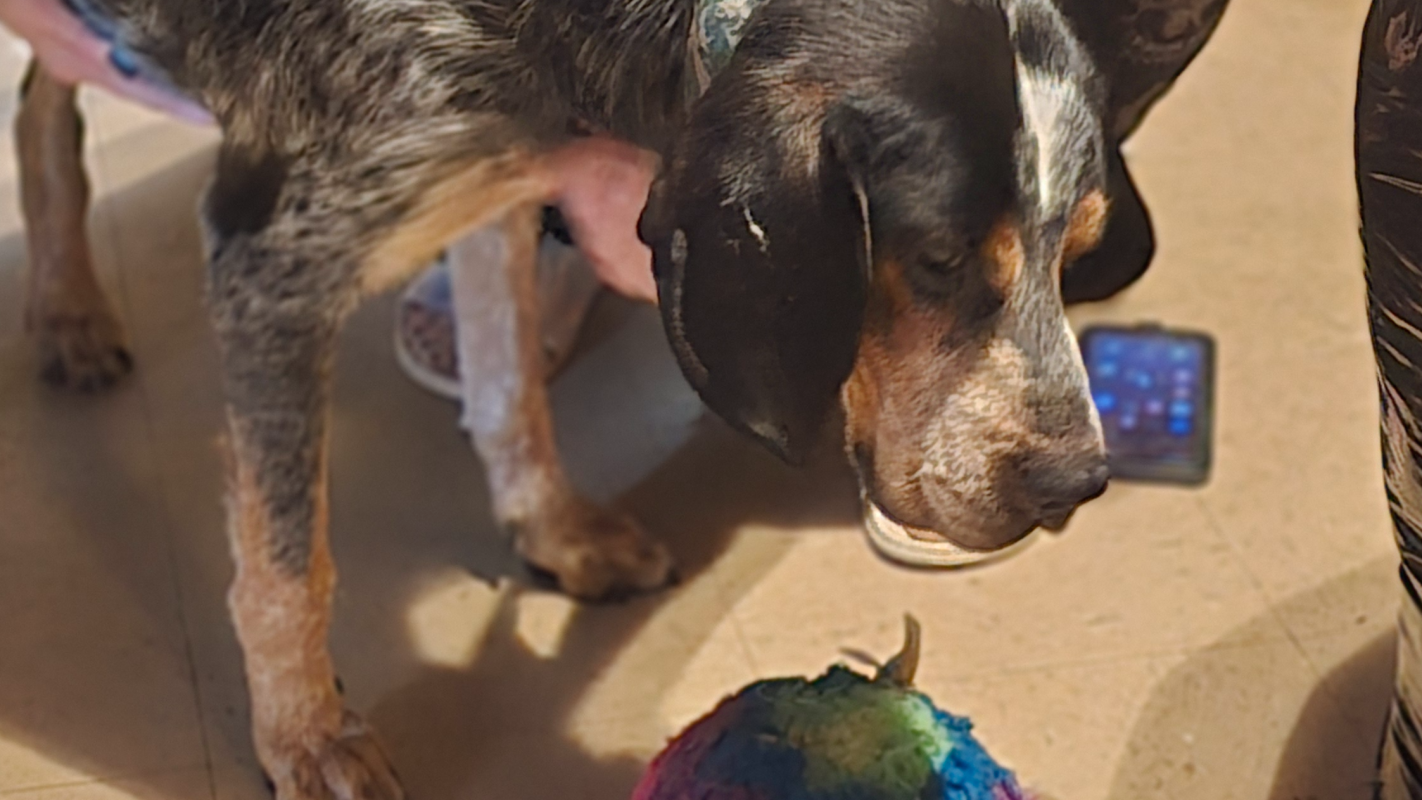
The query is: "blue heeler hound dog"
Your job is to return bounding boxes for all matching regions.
[11,0,1227,797]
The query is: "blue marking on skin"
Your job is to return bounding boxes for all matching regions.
[109,46,139,78]
[60,0,194,100]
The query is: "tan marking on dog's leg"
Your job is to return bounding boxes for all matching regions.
[227,446,339,780]
[16,60,131,390]
[208,246,400,800]
[447,204,673,600]
[224,434,402,800]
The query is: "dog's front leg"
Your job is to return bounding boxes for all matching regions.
[205,148,402,800]
[448,203,673,600]
[16,60,131,389]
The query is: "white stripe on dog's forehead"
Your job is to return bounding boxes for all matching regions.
[1015,64,1094,218]
[1005,0,1103,221]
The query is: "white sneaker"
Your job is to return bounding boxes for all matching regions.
[862,499,1040,568]
[395,227,601,401]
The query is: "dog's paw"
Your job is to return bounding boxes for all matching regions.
[514,498,674,601]
[261,710,404,800]
[30,302,133,392]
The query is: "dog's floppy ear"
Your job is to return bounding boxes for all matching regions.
[1061,147,1155,304]
[642,94,872,464]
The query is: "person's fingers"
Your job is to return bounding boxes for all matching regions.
[559,191,659,303]
[10,0,214,125]
[577,228,657,302]
[546,136,660,303]
[56,41,214,124]
[18,0,111,83]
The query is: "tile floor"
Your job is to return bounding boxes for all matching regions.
[0,0,1401,798]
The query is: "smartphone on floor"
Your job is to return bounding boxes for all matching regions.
[1078,324,1216,486]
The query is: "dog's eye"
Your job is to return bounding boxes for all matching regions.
[917,253,968,275]
[906,245,999,314]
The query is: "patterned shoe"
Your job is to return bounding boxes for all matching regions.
[395,209,601,401]
[395,252,463,400]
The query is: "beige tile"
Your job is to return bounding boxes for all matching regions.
[932,656,1164,800]
[0,769,211,800]
[1070,0,1390,610]
[1191,360,1394,613]
[1285,563,1398,758]
[0,340,207,791]
[0,33,26,198]
[0,228,29,343]
[731,482,1278,683]
[1273,556,1402,645]
[81,155,248,771]
[210,765,264,800]
[547,301,706,505]
[398,728,647,800]
[1108,639,1378,800]
[358,579,750,800]
[79,92,218,200]
[564,579,757,753]
[1295,627,1396,765]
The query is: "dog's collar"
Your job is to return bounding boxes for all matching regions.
[691,0,770,93]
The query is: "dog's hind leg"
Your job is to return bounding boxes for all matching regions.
[15,60,131,390]
[204,145,401,800]
[448,203,674,600]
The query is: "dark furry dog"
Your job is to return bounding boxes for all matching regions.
[13,0,1227,796]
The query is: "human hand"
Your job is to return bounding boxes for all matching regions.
[544,136,660,304]
[0,0,213,124]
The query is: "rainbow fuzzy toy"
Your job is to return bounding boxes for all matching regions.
[633,618,1031,800]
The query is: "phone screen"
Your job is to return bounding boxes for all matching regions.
[1080,326,1214,484]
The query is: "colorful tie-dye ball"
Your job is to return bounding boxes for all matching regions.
[633,618,1031,800]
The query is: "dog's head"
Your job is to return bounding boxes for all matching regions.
[641,0,1136,551]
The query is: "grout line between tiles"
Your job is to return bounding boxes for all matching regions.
[1194,496,1327,680]
[727,617,761,677]
[928,634,1302,686]
[0,767,209,797]
[705,566,763,678]
[80,92,138,331]
[86,106,219,800]
[706,525,1306,685]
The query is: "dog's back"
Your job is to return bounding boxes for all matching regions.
[100,0,696,151]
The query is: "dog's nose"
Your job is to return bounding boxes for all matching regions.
[1026,459,1110,513]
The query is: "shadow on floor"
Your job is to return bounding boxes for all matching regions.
[1269,629,1392,800]
[0,134,861,800]
[1106,559,1397,800]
